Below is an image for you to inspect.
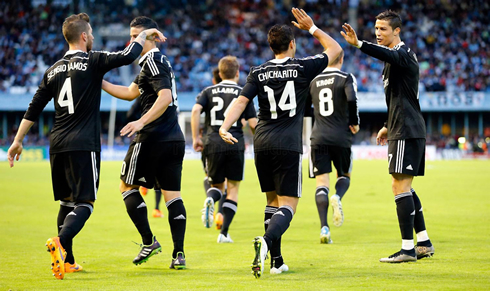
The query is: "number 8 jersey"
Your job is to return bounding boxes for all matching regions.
[241,53,329,153]
[24,43,143,154]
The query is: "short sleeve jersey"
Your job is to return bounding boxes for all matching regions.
[196,80,256,153]
[132,48,184,143]
[310,68,359,148]
[241,53,329,153]
[360,41,426,140]
[24,42,143,153]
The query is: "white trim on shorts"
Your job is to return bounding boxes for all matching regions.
[91,151,98,199]
[126,142,142,185]
[395,140,405,173]
[297,153,302,198]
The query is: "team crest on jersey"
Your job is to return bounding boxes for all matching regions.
[139,88,144,95]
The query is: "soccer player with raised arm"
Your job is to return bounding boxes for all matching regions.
[6,13,164,279]
[342,10,434,263]
[102,16,187,269]
[219,8,341,278]
[308,50,360,243]
[191,56,257,243]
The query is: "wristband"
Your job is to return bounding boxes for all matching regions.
[355,40,363,48]
[309,25,318,35]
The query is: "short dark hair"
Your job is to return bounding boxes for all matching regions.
[218,56,239,80]
[212,67,222,83]
[62,13,90,44]
[130,16,159,30]
[268,25,294,55]
[376,10,402,30]
[330,50,344,66]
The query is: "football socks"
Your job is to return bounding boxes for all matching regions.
[206,187,222,204]
[57,201,75,233]
[122,189,153,245]
[155,189,162,211]
[58,203,93,264]
[166,197,186,258]
[264,206,282,260]
[221,199,237,236]
[335,176,350,199]
[217,190,227,214]
[203,177,211,193]
[264,206,294,250]
[315,186,330,228]
[395,192,415,250]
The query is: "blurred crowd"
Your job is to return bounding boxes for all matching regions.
[1,0,489,93]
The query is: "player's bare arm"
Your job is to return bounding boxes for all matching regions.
[376,127,388,146]
[191,103,204,152]
[248,117,258,135]
[7,119,34,167]
[132,28,167,47]
[120,88,172,137]
[102,80,140,101]
[292,8,342,64]
[219,96,249,144]
[341,23,361,48]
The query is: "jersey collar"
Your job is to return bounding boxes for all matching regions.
[322,67,340,73]
[64,50,84,57]
[139,48,160,65]
[269,57,290,64]
[219,80,237,85]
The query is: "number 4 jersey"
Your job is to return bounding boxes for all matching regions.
[197,80,256,153]
[309,68,360,148]
[24,43,143,154]
[241,53,329,153]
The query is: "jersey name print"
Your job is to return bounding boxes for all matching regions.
[241,53,329,153]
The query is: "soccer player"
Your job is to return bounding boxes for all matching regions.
[102,16,187,269]
[308,50,360,244]
[191,56,257,243]
[219,8,342,277]
[342,10,434,263]
[6,13,164,279]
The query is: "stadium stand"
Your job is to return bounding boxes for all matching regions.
[1,0,489,156]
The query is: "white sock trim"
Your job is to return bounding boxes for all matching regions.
[416,230,429,242]
[401,239,414,250]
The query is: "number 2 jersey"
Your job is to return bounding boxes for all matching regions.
[132,48,184,143]
[24,42,143,154]
[241,53,329,153]
[196,80,256,153]
[309,68,360,148]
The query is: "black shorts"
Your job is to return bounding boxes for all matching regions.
[388,139,425,176]
[121,141,185,190]
[50,151,100,202]
[308,145,353,178]
[205,150,245,184]
[254,150,302,198]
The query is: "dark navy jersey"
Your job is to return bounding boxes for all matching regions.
[133,48,184,143]
[197,80,256,153]
[241,53,329,153]
[24,42,143,153]
[360,41,425,140]
[310,68,359,148]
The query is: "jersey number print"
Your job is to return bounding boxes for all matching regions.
[264,80,297,119]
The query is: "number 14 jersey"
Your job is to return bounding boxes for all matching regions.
[241,53,329,153]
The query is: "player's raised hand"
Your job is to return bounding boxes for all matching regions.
[341,23,359,46]
[120,120,144,138]
[219,128,238,145]
[291,8,314,31]
[7,141,23,168]
[142,28,167,43]
[376,127,388,146]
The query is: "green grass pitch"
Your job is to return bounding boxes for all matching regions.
[1,159,489,290]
